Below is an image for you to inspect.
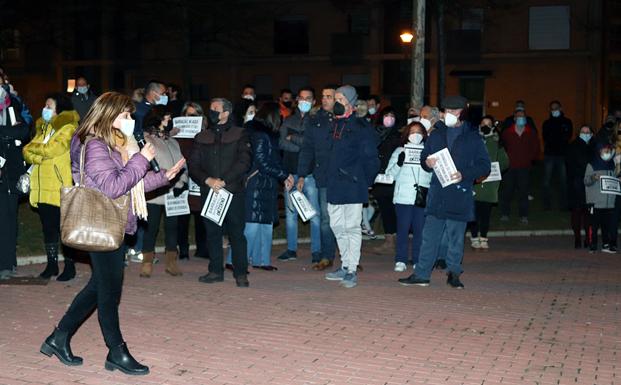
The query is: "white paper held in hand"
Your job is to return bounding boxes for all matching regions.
[404,144,424,165]
[374,173,394,184]
[600,175,621,195]
[165,191,191,217]
[0,155,6,168]
[201,188,233,226]
[8,107,17,125]
[429,148,458,188]
[188,177,201,196]
[482,162,502,183]
[172,116,203,138]
[289,190,317,222]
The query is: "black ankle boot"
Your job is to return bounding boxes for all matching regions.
[57,257,76,282]
[40,327,83,366]
[40,243,59,279]
[104,342,149,375]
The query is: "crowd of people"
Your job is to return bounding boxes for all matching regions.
[2,64,621,375]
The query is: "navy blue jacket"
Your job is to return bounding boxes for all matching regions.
[420,121,491,222]
[325,114,380,204]
[245,120,288,224]
[297,108,335,188]
[132,100,153,136]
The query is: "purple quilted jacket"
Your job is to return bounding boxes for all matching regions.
[70,135,169,234]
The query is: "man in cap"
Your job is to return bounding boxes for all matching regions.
[323,85,380,288]
[398,95,490,289]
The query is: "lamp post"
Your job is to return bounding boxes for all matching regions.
[402,0,426,111]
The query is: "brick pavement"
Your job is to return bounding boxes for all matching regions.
[1,236,620,385]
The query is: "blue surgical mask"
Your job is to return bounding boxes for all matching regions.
[156,95,168,105]
[579,133,592,143]
[551,110,561,118]
[298,100,312,113]
[42,107,54,122]
[516,117,527,126]
[77,86,88,94]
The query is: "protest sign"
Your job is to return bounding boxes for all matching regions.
[289,190,317,222]
[430,148,458,188]
[482,162,502,183]
[600,175,621,195]
[201,188,233,226]
[165,191,191,216]
[172,116,203,138]
[403,144,423,165]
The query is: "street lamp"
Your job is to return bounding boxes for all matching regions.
[400,31,414,44]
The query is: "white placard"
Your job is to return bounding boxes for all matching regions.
[8,107,16,125]
[374,174,394,184]
[430,148,458,188]
[404,144,423,165]
[0,155,5,168]
[188,177,201,196]
[172,116,203,138]
[201,188,233,226]
[290,190,317,222]
[482,162,502,183]
[165,191,191,216]
[600,176,621,195]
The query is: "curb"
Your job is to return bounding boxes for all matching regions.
[15,230,575,267]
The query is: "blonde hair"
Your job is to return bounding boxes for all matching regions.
[75,92,135,149]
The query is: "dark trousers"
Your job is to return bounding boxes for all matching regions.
[588,208,613,248]
[203,193,247,277]
[38,203,60,244]
[395,204,425,264]
[57,246,125,348]
[542,155,567,209]
[0,192,19,271]
[571,207,588,243]
[608,196,621,247]
[376,195,397,234]
[177,211,208,257]
[143,203,178,252]
[470,201,493,238]
[500,168,530,218]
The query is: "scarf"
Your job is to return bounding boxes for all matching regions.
[114,134,148,220]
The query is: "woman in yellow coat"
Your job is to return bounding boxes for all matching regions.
[23,94,79,280]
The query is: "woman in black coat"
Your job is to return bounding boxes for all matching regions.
[566,124,596,248]
[243,102,293,270]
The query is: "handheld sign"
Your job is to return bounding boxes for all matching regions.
[403,144,423,165]
[600,175,621,195]
[430,148,458,188]
[188,177,201,196]
[201,188,233,226]
[289,190,317,222]
[165,191,191,217]
[172,116,203,139]
[482,162,502,183]
[374,173,394,184]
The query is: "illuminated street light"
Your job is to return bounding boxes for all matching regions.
[400,31,414,44]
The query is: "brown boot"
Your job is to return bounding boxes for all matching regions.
[140,252,154,278]
[165,250,182,276]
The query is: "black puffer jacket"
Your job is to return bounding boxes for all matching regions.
[245,120,288,224]
[0,97,30,194]
[188,120,251,197]
[371,126,401,198]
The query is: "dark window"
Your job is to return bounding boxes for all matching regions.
[274,18,309,54]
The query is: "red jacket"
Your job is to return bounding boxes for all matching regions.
[501,124,540,169]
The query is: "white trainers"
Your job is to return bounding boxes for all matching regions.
[471,237,481,249]
[479,237,489,250]
[394,262,407,272]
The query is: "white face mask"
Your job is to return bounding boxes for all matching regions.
[444,112,458,127]
[244,113,255,123]
[419,118,432,131]
[119,119,135,137]
[156,95,168,106]
[408,133,423,145]
[368,107,377,115]
[242,94,255,101]
[407,117,417,125]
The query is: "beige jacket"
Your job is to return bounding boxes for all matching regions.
[144,134,187,205]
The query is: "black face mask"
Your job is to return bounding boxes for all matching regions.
[208,110,221,125]
[333,102,346,116]
[480,125,492,135]
[605,121,615,130]
[283,101,292,109]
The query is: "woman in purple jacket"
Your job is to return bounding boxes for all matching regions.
[39,92,185,376]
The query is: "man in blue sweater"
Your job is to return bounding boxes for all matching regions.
[399,96,490,289]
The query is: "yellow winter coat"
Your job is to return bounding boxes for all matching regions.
[23,111,79,207]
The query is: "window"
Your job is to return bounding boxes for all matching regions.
[459,78,485,123]
[274,17,309,55]
[529,6,570,50]
[0,29,20,61]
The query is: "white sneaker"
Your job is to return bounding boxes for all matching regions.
[479,237,489,250]
[127,249,144,263]
[471,237,481,249]
[394,262,407,272]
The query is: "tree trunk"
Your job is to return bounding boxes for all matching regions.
[436,0,446,105]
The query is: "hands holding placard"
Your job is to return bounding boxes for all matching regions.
[285,174,294,191]
[425,156,462,182]
[206,177,226,192]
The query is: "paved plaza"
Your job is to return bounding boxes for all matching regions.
[1,236,619,385]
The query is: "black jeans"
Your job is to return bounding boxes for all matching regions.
[588,208,613,248]
[500,168,530,218]
[57,246,125,348]
[0,192,19,271]
[376,196,397,234]
[177,211,208,257]
[470,201,493,238]
[203,193,247,277]
[38,203,60,244]
[143,203,178,252]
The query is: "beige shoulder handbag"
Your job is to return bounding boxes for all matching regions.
[60,138,130,252]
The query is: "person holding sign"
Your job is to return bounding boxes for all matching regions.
[398,95,490,289]
[385,121,432,272]
[188,98,252,287]
[584,143,617,253]
[139,106,187,278]
[236,102,294,270]
[469,116,509,251]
